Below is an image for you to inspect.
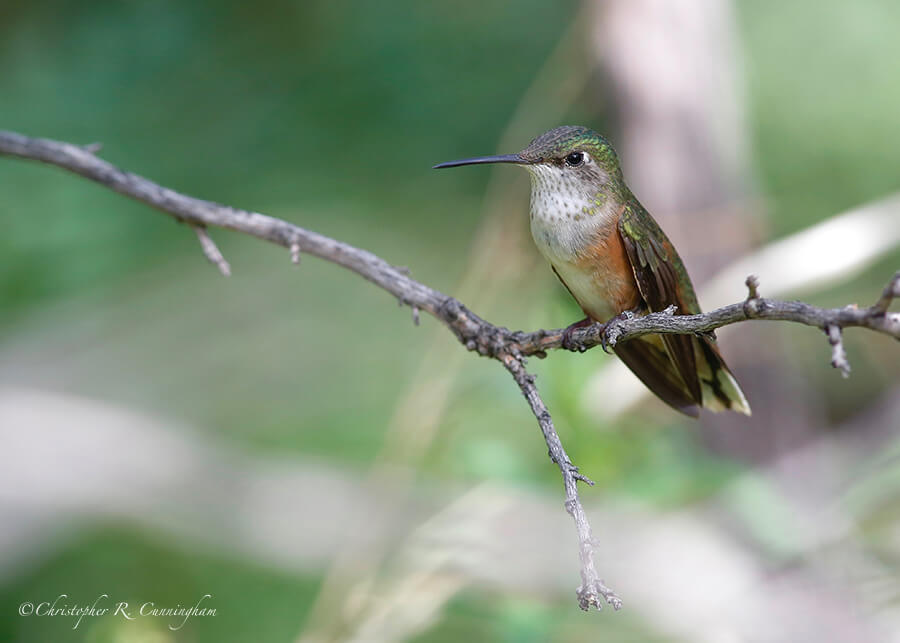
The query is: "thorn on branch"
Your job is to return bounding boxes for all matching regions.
[290,242,301,265]
[411,305,420,326]
[82,142,103,154]
[826,325,851,377]
[193,225,231,276]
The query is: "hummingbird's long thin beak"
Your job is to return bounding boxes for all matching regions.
[432,153,528,169]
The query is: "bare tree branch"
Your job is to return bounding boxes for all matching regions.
[1,130,898,611]
[500,352,621,610]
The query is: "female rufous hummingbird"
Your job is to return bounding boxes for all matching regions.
[435,125,750,417]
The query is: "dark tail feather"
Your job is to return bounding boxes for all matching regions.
[693,336,752,415]
[614,334,751,417]
[614,336,700,417]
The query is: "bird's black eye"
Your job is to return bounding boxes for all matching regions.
[565,151,584,167]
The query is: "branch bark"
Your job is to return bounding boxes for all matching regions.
[1,130,898,611]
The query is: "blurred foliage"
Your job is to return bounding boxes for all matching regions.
[0,526,318,643]
[1,0,899,641]
[740,0,900,236]
[0,0,576,316]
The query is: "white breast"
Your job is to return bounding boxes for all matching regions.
[551,261,621,321]
[526,163,623,321]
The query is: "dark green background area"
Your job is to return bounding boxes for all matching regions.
[1,1,899,641]
[0,0,577,315]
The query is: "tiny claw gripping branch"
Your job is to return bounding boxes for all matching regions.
[600,309,643,352]
[561,317,594,353]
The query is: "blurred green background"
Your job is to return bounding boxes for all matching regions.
[1,1,899,642]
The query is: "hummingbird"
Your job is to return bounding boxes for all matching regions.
[434,125,750,417]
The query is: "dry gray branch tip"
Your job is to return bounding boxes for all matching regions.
[827,325,851,377]
[192,225,231,277]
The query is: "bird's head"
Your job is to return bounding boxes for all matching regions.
[433,125,623,196]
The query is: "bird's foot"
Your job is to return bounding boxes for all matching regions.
[561,317,593,353]
[600,309,637,353]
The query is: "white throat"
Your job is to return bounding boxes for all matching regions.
[526,162,618,265]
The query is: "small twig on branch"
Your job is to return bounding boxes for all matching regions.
[1,130,898,612]
[827,325,851,378]
[873,271,900,314]
[192,224,231,277]
[745,274,760,301]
